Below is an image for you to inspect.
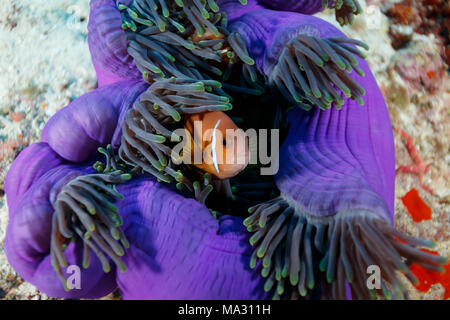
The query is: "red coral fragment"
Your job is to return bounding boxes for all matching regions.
[410,249,450,299]
[401,188,432,222]
[395,128,435,195]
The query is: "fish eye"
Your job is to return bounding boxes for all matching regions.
[222,139,227,146]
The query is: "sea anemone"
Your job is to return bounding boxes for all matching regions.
[4,0,447,300]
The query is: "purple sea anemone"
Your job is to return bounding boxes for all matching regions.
[4,0,446,300]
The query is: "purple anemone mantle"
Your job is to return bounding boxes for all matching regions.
[4,0,396,299]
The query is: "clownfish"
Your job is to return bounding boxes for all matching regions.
[183,111,249,179]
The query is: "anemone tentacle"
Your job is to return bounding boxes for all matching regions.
[269,34,368,110]
[118,0,256,83]
[244,193,446,300]
[223,9,370,111]
[50,171,132,288]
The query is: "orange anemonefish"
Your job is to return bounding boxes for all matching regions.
[183,111,249,179]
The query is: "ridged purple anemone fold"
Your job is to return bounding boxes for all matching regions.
[5,0,443,300]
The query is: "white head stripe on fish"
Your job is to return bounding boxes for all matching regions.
[212,119,221,174]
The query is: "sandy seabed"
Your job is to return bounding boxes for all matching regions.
[0,0,448,300]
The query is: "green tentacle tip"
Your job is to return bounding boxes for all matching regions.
[174,170,184,182]
[245,57,255,66]
[121,173,132,180]
[356,96,365,106]
[88,208,96,215]
[222,104,233,111]
[313,90,322,98]
[111,229,120,240]
[319,258,327,272]
[116,193,125,201]
[210,2,219,12]
[257,247,266,258]
[262,258,271,269]
[171,134,182,142]
[194,82,205,91]
[281,267,288,279]
[128,21,137,32]
[210,80,222,88]
[239,0,247,4]
[193,181,200,189]
[98,147,107,154]
[201,9,210,19]
[290,274,299,286]
[119,265,127,273]
[249,234,259,246]
[307,279,314,289]
[277,284,284,295]
[250,256,257,269]
[176,182,184,191]
[263,280,273,292]
[343,88,352,97]
[326,272,333,283]
[258,219,266,228]
[261,267,270,278]
[243,217,252,226]
[337,60,347,71]
[128,9,138,19]
[154,135,166,143]
[175,0,183,7]
[158,22,166,33]
[103,264,111,273]
[299,287,307,297]
[172,111,181,122]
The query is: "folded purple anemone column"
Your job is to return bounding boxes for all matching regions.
[88,0,141,87]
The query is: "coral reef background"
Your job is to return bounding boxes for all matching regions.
[0,0,448,299]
